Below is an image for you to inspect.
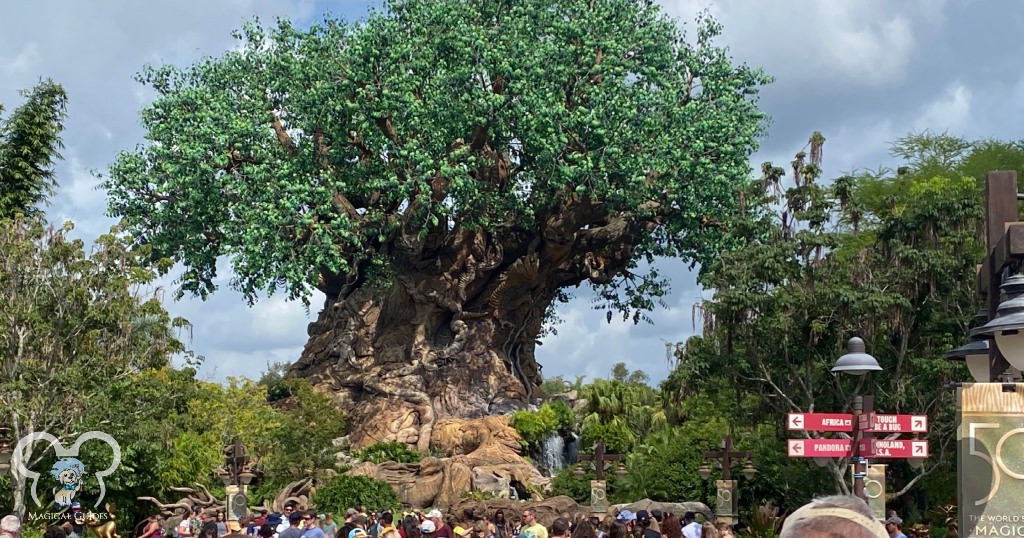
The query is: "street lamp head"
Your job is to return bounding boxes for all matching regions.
[741,461,757,481]
[573,464,585,480]
[615,463,627,479]
[831,337,882,376]
[239,470,256,486]
[945,339,991,383]
[698,463,711,481]
[973,274,1024,371]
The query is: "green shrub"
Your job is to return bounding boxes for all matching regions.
[510,405,560,448]
[352,441,422,464]
[547,399,575,433]
[312,475,399,514]
[549,466,626,504]
[511,401,576,448]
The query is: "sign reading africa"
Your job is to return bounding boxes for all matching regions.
[959,383,1024,537]
[787,412,927,433]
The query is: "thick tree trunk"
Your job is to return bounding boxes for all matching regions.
[290,198,639,449]
[291,244,555,449]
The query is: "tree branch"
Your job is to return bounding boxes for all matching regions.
[271,113,297,154]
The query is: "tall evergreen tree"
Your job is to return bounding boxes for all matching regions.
[0,80,68,219]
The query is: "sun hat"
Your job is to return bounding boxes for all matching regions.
[426,510,442,520]
[420,521,436,533]
[1,516,20,534]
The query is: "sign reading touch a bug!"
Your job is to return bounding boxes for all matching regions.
[12,431,121,522]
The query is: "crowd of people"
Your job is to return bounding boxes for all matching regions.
[161,504,736,538]
[0,494,907,538]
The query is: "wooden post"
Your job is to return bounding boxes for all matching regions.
[577,440,625,480]
[984,172,1018,380]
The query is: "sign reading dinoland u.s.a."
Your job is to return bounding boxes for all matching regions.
[959,383,1024,537]
[11,431,121,523]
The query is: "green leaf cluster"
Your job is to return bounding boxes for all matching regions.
[105,0,769,327]
[0,80,67,219]
[510,400,574,449]
[311,475,399,516]
[352,442,422,464]
[578,378,665,453]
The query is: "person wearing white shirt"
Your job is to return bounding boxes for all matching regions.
[681,513,701,538]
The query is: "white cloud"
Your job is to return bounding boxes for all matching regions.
[913,82,973,134]
[0,42,40,79]
[4,0,1023,391]
[659,0,947,88]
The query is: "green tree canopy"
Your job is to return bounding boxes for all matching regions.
[665,132,1022,510]
[105,0,768,314]
[104,0,769,448]
[0,218,191,516]
[0,80,67,219]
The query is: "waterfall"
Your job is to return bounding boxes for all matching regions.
[537,432,567,475]
[564,432,580,466]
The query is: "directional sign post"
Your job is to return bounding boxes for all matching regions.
[787,413,853,432]
[789,439,858,458]
[869,414,928,433]
[868,439,929,458]
[787,413,928,433]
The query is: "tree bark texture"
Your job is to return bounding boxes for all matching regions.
[291,202,639,449]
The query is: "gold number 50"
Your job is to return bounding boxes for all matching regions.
[968,423,1024,506]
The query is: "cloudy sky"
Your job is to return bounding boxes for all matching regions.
[2,0,1022,386]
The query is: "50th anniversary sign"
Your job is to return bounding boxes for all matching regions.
[959,383,1024,537]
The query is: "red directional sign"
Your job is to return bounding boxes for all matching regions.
[868,439,929,458]
[788,439,855,457]
[787,413,853,432]
[869,414,928,433]
[787,413,928,433]
[787,439,929,458]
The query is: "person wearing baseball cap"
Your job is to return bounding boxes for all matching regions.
[425,511,452,538]
[883,514,906,538]
[634,511,657,538]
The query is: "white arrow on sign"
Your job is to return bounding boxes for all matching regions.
[912,441,928,456]
[788,414,805,430]
[788,440,803,456]
[911,416,928,432]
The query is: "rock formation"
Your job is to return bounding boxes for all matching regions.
[450,497,583,527]
[347,416,549,510]
[612,500,714,522]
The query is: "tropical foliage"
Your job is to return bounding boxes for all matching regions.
[311,475,399,515]
[510,400,575,449]
[353,442,422,465]
[0,80,67,219]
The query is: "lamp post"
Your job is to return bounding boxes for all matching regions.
[945,310,992,382]
[946,171,1024,537]
[831,337,882,502]
[573,440,627,514]
[220,440,257,521]
[698,435,757,525]
[220,439,254,486]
